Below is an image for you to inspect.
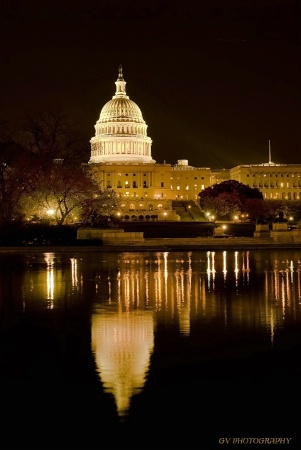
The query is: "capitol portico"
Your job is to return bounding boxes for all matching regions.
[87,66,301,222]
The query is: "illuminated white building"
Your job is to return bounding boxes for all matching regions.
[87,67,301,221]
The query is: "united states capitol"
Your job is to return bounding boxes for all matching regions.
[85,65,301,222]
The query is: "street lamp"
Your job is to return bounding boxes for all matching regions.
[46,209,55,224]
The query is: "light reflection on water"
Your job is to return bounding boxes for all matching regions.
[1,248,301,445]
[92,309,154,419]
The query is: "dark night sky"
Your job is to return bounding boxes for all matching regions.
[1,0,300,168]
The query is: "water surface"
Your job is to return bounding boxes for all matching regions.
[0,249,300,449]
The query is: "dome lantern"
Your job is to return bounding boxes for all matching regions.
[114,64,128,98]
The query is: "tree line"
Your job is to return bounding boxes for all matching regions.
[0,111,119,228]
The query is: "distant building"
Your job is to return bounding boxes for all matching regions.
[87,67,301,221]
[230,163,301,200]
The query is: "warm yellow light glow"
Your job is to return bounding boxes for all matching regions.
[44,252,55,309]
[92,310,154,418]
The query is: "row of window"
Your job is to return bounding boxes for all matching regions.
[107,183,203,191]
[106,173,205,179]
[252,183,301,188]
[120,204,163,211]
[264,192,300,199]
[245,173,301,177]
[108,181,149,188]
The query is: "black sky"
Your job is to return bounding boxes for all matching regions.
[0,0,300,168]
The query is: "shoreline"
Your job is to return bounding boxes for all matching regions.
[1,237,301,253]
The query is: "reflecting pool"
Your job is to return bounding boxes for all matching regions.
[0,249,301,450]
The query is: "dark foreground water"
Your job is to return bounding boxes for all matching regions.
[0,249,301,450]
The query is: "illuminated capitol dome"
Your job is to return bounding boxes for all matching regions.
[89,65,155,164]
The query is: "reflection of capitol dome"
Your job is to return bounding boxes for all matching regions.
[89,65,155,164]
[92,309,154,419]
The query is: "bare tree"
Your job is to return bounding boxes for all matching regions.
[80,189,121,227]
[20,110,90,166]
[22,164,98,225]
[0,139,40,224]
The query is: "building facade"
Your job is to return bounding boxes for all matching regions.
[88,67,301,221]
[230,163,301,200]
